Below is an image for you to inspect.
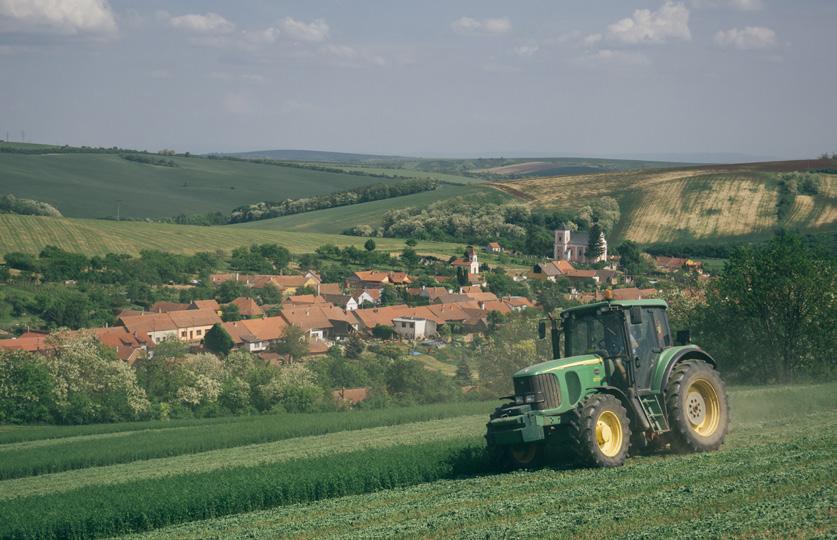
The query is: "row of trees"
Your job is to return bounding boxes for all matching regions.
[0,194,62,217]
[229,179,439,224]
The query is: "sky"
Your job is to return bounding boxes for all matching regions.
[0,0,835,160]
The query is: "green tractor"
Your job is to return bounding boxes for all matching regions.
[486,298,729,468]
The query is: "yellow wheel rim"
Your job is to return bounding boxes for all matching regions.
[686,378,721,437]
[596,410,623,457]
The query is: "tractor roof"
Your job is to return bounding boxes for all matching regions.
[561,299,668,316]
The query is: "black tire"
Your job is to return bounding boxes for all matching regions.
[568,394,631,467]
[665,360,729,453]
[490,443,545,470]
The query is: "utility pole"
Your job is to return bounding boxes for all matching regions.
[116,200,121,221]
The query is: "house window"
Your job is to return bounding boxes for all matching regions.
[181,331,187,338]
[196,329,202,336]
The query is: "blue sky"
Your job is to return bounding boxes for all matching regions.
[0,0,834,159]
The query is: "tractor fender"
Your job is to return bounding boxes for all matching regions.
[594,386,651,432]
[652,346,717,394]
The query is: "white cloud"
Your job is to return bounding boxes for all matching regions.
[169,12,234,34]
[587,48,650,65]
[452,16,511,35]
[607,2,691,44]
[690,0,763,10]
[243,26,279,45]
[714,26,776,50]
[0,0,117,35]
[320,43,386,67]
[513,44,539,57]
[583,33,603,47]
[279,17,329,42]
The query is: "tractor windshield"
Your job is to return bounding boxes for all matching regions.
[564,311,628,359]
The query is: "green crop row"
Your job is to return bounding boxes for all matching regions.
[0,415,486,501]
[0,401,497,480]
[126,420,836,540]
[0,438,488,540]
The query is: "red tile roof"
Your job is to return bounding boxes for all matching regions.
[229,297,264,318]
[280,306,335,331]
[223,316,288,344]
[150,301,190,313]
[191,299,221,311]
[283,294,328,306]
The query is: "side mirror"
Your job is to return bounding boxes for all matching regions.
[537,321,547,340]
[629,306,643,325]
[676,329,691,345]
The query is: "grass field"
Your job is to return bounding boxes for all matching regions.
[0,383,832,539]
[496,166,837,244]
[233,184,509,233]
[0,152,416,219]
[0,214,463,257]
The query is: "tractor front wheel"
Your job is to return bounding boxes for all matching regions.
[665,360,729,453]
[490,443,545,470]
[569,394,631,467]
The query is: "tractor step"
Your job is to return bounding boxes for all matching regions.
[639,394,669,432]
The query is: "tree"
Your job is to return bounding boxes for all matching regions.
[588,222,605,260]
[456,266,468,286]
[0,350,55,423]
[372,324,395,340]
[221,303,241,322]
[525,224,553,257]
[380,284,400,306]
[406,238,418,247]
[204,324,234,356]
[616,240,648,276]
[486,269,528,298]
[400,247,419,269]
[693,232,836,383]
[273,325,308,363]
[36,287,93,329]
[364,239,376,252]
[344,333,365,358]
[216,280,248,303]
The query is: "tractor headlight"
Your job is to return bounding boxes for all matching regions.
[514,395,524,405]
[524,393,536,403]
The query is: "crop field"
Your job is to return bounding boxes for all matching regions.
[497,166,837,244]
[0,383,832,539]
[0,214,462,258]
[0,152,409,219]
[232,184,510,233]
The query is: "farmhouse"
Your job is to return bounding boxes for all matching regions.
[119,309,222,344]
[222,316,288,353]
[486,242,503,253]
[392,317,437,340]
[554,229,607,264]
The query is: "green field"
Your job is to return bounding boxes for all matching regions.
[233,184,509,233]
[0,214,462,257]
[0,384,832,539]
[0,152,418,219]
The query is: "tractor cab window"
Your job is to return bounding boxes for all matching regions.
[564,311,627,359]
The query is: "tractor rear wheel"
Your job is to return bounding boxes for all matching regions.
[665,360,729,453]
[569,394,631,467]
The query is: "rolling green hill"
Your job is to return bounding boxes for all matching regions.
[0,215,462,257]
[0,152,420,220]
[233,184,509,234]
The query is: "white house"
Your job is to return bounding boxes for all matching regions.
[554,229,607,264]
[392,316,437,340]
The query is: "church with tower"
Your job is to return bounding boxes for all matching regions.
[553,229,607,264]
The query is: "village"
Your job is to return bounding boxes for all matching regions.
[0,228,707,375]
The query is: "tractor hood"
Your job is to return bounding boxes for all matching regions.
[513,354,603,378]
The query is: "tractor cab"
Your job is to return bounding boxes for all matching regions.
[489,297,729,469]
